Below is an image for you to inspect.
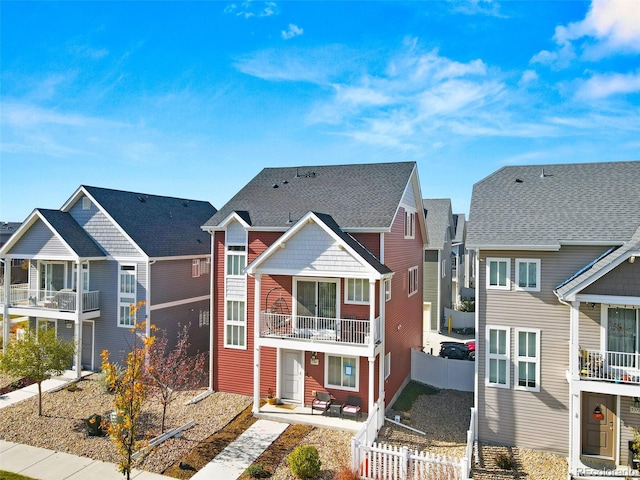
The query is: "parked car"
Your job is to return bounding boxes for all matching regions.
[439,340,475,360]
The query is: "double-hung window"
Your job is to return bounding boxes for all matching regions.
[226,245,246,276]
[346,278,369,304]
[486,326,510,388]
[118,264,136,327]
[515,259,540,291]
[404,210,415,239]
[515,329,540,391]
[487,258,510,290]
[384,278,392,302]
[326,355,358,390]
[225,300,246,348]
[408,266,419,297]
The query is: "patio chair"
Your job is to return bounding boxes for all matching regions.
[342,395,362,421]
[311,391,332,415]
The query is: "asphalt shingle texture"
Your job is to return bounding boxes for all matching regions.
[38,209,105,258]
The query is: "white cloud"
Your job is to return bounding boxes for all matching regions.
[448,0,506,18]
[575,70,640,99]
[532,0,640,66]
[281,24,303,40]
[224,1,278,19]
[519,70,539,86]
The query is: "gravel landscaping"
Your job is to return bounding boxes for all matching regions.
[0,374,568,479]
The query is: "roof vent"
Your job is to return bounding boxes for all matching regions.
[272,184,279,188]
[286,212,293,224]
[182,200,189,207]
[540,168,547,178]
[282,180,289,185]
[515,178,523,183]
[138,196,146,203]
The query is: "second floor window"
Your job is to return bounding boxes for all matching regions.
[408,266,419,297]
[516,259,540,291]
[404,210,415,239]
[118,264,136,327]
[346,278,369,304]
[487,326,510,388]
[226,245,246,276]
[487,258,510,290]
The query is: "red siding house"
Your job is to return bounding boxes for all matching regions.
[202,162,427,417]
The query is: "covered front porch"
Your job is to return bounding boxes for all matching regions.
[256,402,363,433]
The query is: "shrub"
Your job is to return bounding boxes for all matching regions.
[287,445,321,479]
[494,452,515,470]
[246,464,270,478]
[334,464,362,480]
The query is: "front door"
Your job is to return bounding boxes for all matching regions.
[281,350,303,404]
[582,392,616,458]
[81,321,93,370]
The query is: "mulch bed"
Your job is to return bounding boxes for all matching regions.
[0,377,37,395]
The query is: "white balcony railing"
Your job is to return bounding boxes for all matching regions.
[0,285,99,313]
[580,349,640,384]
[260,312,380,346]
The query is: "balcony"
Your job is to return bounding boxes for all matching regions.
[259,312,380,347]
[0,284,100,313]
[579,349,640,385]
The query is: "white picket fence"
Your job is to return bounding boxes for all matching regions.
[351,403,477,480]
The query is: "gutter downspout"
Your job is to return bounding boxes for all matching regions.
[2,260,10,354]
[146,259,155,342]
[473,249,479,440]
[209,232,215,391]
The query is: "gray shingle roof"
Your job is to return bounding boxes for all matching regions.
[38,209,105,258]
[467,161,640,249]
[83,186,216,257]
[453,213,465,244]
[203,162,417,230]
[423,199,452,250]
[554,224,640,299]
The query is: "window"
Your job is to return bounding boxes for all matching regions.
[199,309,210,327]
[515,259,540,291]
[82,197,91,210]
[606,307,639,367]
[487,258,510,290]
[442,259,447,278]
[404,210,415,239]
[225,300,246,348]
[384,278,392,302]
[118,264,136,327]
[326,355,358,390]
[516,329,540,391]
[486,326,510,388]
[408,266,419,297]
[192,258,210,278]
[226,245,246,276]
[346,278,369,304]
[72,263,90,291]
[384,352,391,380]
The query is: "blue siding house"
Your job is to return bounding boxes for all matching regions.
[0,186,216,376]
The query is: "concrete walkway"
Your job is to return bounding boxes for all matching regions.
[0,440,171,479]
[0,370,91,410]
[191,419,289,480]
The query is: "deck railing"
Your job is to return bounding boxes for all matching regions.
[260,312,380,346]
[579,349,640,384]
[0,285,99,313]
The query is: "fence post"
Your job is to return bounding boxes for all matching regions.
[351,437,359,473]
[401,446,408,480]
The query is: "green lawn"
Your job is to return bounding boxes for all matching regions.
[0,472,37,480]
[391,381,439,412]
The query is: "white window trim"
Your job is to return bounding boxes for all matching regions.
[225,246,247,277]
[384,352,391,380]
[117,264,137,328]
[82,197,91,210]
[515,258,541,292]
[515,328,541,392]
[408,266,419,297]
[192,259,201,278]
[324,354,359,392]
[486,325,510,389]
[384,278,392,302]
[404,210,416,239]
[345,278,370,305]
[224,300,247,349]
[72,263,90,291]
[486,257,511,290]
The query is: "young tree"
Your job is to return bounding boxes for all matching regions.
[0,326,75,416]
[145,323,207,433]
[101,302,150,480]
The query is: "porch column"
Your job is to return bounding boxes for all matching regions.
[368,356,375,414]
[369,279,375,346]
[253,273,262,414]
[569,390,581,476]
[569,301,580,380]
[3,260,10,354]
[74,260,83,378]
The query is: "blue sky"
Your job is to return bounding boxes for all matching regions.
[1,1,639,221]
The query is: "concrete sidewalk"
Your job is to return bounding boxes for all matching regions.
[191,419,289,480]
[0,370,91,410]
[0,440,171,479]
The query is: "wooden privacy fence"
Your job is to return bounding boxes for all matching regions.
[352,441,466,480]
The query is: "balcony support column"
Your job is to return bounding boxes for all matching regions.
[368,355,375,415]
[253,273,262,414]
[74,260,83,378]
[570,301,580,381]
[369,279,375,346]
[3,261,10,354]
